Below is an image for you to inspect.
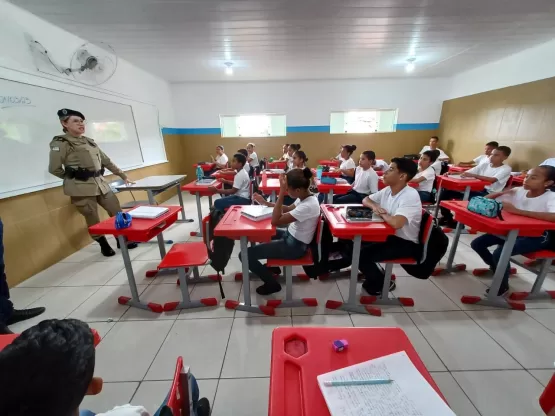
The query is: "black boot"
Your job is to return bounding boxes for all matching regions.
[0,322,13,335]
[98,236,115,257]
[197,398,210,416]
[6,307,46,325]
[116,240,138,250]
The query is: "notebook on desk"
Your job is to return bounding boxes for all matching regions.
[448,174,473,180]
[241,206,274,222]
[196,179,217,185]
[128,206,169,219]
[317,351,455,416]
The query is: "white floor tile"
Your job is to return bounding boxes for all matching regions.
[160,222,199,243]
[528,370,555,387]
[526,309,555,332]
[429,273,495,310]
[7,287,52,308]
[94,321,173,382]
[221,317,291,378]
[289,279,349,316]
[107,260,160,286]
[467,310,555,369]
[431,372,480,416]
[16,262,84,287]
[292,314,354,327]
[61,247,127,263]
[212,378,270,416]
[80,382,139,414]
[351,313,447,372]
[336,278,405,313]
[60,261,125,286]
[146,319,233,380]
[120,284,189,321]
[452,370,545,416]
[88,321,116,343]
[179,282,242,319]
[133,243,174,261]
[410,311,521,371]
[69,285,148,323]
[234,282,292,317]
[393,277,461,312]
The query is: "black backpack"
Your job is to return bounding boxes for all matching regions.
[401,211,448,279]
[206,208,234,298]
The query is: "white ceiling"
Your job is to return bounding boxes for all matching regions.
[11,0,555,82]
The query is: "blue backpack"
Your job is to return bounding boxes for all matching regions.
[467,196,504,220]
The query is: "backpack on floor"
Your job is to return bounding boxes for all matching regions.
[206,208,234,298]
[401,211,448,279]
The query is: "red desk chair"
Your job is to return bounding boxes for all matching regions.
[541,372,555,415]
[264,219,323,309]
[163,357,192,416]
[359,210,435,313]
[509,250,555,302]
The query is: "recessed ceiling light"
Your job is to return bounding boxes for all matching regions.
[405,57,416,73]
[224,62,233,75]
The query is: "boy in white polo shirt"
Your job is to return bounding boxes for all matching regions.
[361,157,422,295]
[208,153,251,211]
[439,146,512,228]
[334,150,379,203]
[457,141,498,168]
[420,136,449,173]
[411,150,438,202]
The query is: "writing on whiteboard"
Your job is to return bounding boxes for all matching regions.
[0,96,33,107]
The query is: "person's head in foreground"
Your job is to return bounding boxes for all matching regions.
[293,150,308,168]
[58,108,86,136]
[359,151,376,170]
[231,153,247,170]
[340,144,357,160]
[288,143,301,157]
[489,146,511,166]
[523,165,555,192]
[0,319,97,416]
[246,143,255,154]
[216,145,224,156]
[484,141,498,156]
[285,168,313,199]
[237,148,248,158]
[419,150,438,171]
[384,157,418,186]
[429,136,439,149]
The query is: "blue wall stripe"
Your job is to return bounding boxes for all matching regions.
[162,123,439,135]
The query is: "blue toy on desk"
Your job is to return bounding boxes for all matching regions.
[333,339,349,352]
[115,212,132,229]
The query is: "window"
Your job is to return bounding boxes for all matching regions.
[330,109,398,134]
[220,114,286,138]
[89,121,128,142]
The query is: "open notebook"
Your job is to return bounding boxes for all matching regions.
[127,206,169,219]
[241,205,274,222]
[317,351,455,416]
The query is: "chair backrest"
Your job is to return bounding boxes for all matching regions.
[419,210,435,263]
[165,356,191,416]
[504,175,514,189]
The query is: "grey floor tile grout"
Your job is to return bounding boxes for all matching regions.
[524,310,555,335]
[404,311,450,372]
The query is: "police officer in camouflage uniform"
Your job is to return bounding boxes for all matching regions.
[48,109,137,256]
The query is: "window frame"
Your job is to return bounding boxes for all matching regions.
[219,113,287,138]
[329,108,399,134]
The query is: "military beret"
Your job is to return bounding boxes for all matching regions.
[57,108,85,120]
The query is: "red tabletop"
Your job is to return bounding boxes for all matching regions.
[262,169,285,178]
[213,205,276,242]
[193,163,215,172]
[259,176,281,193]
[321,204,395,241]
[268,161,287,169]
[269,326,445,416]
[311,168,341,178]
[379,178,418,190]
[437,175,488,192]
[375,170,384,176]
[211,171,236,181]
[89,206,181,242]
[511,175,524,186]
[448,165,471,173]
[441,201,555,236]
[315,179,352,195]
[318,160,340,167]
[181,179,222,197]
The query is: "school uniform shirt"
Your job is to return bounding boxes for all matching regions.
[244,163,251,174]
[369,186,422,243]
[374,159,389,171]
[473,154,490,165]
[352,166,379,194]
[249,152,259,168]
[288,195,320,244]
[497,186,555,212]
[540,158,555,167]
[336,153,345,161]
[216,153,228,166]
[420,145,448,173]
[96,405,149,416]
[467,163,512,193]
[233,167,250,199]
[413,166,436,193]
[340,158,356,171]
[287,156,295,170]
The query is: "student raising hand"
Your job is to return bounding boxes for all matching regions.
[279,173,288,195]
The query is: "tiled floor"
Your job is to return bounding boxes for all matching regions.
[11,193,555,415]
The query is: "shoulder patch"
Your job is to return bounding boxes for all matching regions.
[51,146,60,151]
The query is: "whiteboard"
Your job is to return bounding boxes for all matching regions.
[0,77,145,199]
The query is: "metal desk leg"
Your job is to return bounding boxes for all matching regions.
[327,190,333,204]
[116,235,162,312]
[432,221,467,276]
[190,192,203,237]
[270,191,276,202]
[266,266,318,309]
[208,195,213,209]
[462,185,471,201]
[360,263,415,308]
[163,267,218,312]
[225,236,275,315]
[325,235,381,315]
[176,183,193,223]
[461,229,525,310]
[510,258,555,301]
[433,186,443,218]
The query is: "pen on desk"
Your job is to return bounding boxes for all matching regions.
[323,379,393,387]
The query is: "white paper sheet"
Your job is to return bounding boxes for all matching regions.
[317,351,455,416]
[447,174,473,180]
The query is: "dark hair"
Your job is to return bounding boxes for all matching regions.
[289,143,301,151]
[342,144,357,155]
[0,319,95,416]
[286,167,312,189]
[361,150,376,161]
[422,150,438,163]
[391,157,418,181]
[430,136,439,141]
[486,141,498,148]
[237,148,248,157]
[496,145,512,157]
[233,153,247,167]
[538,165,555,183]
[217,145,224,151]
[284,143,290,147]
[294,150,308,163]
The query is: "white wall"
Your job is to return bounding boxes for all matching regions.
[447,38,555,100]
[171,78,450,128]
[0,1,174,126]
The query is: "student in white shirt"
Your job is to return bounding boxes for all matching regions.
[332,145,345,162]
[334,150,379,203]
[470,165,555,297]
[360,157,423,295]
[246,143,259,170]
[439,146,512,227]
[373,159,389,172]
[279,143,290,161]
[286,144,301,170]
[249,169,320,295]
[540,158,555,167]
[420,136,449,173]
[335,144,357,183]
[457,141,498,168]
[209,153,251,211]
[410,150,438,202]
[210,145,229,169]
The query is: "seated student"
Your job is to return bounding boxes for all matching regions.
[336,144,357,183]
[373,159,389,172]
[540,157,555,168]
[420,136,449,173]
[332,145,344,162]
[360,158,422,295]
[286,144,301,170]
[208,153,251,211]
[439,145,512,227]
[278,143,289,161]
[470,165,555,296]
[210,145,229,169]
[457,141,498,167]
[0,319,210,416]
[283,150,309,205]
[246,143,259,173]
[411,150,438,202]
[246,169,320,295]
[333,151,379,204]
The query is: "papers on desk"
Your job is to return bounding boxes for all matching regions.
[241,205,274,222]
[448,174,473,180]
[196,179,217,185]
[267,169,285,174]
[317,351,455,416]
[335,178,349,184]
[128,206,169,219]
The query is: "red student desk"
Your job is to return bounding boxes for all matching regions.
[269,327,445,416]
[315,179,352,203]
[193,163,215,172]
[310,168,341,178]
[259,175,281,202]
[318,159,340,167]
[440,201,555,310]
[214,206,277,315]
[181,180,222,237]
[321,204,396,315]
[511,174,524,186]
[89,206,181,313]
[268,161,287,169]
[262,169,285,178]
[210,170,236,181]
[433,175,488,218]
[378,178,418,191]
[448,165,472,173]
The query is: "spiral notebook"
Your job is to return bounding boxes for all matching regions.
[241,206,274,222]
[128,206,169,219]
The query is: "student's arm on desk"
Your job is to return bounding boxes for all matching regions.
[253,193,295,213]
[411,176,426,184]
[485,188,515,199]
[208,185,236,195]
[462,171,497,183]
[502,203,555,222]
[362,195,387,215]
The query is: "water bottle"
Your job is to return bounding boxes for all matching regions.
[316,165,323,180]
[196,166,203,181]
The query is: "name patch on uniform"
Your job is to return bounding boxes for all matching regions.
[52,146,60,151]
